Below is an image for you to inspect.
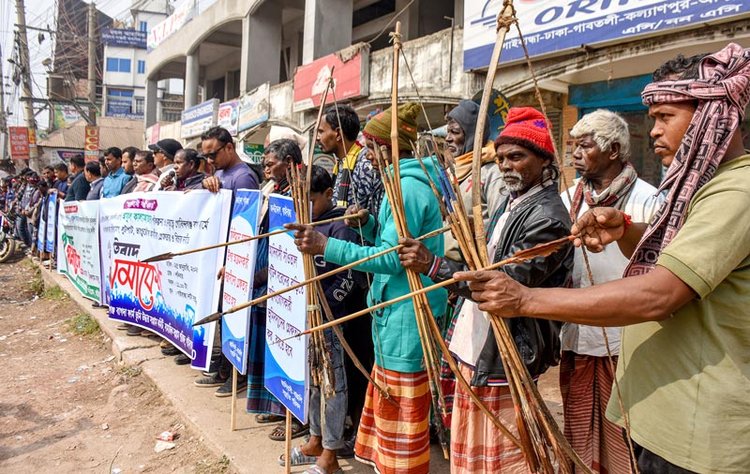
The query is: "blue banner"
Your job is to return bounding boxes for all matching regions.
[45,193,57,253]
[37,196,47,252]
[221,189,262,375]
[264,195,309,423]
[102,28,147,49]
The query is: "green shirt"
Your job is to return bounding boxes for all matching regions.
[607,154,750,473]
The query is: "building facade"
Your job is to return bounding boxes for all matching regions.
[102,0,182,122]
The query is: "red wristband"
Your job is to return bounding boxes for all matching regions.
[620,211,633,232]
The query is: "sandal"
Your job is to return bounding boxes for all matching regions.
[276,446,318,466]
[255,413,285,424]
[269,421,309,441]
[304,466,343,474]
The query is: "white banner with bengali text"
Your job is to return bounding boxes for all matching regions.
[264,195,309,423]
[99,190,232,370]
[221,189,262,375]
[57,201,102,302]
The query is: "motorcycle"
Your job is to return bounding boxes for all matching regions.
[0,209,17,263]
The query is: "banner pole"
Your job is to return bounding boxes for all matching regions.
[285,410,292,474]
[230,367,238,431]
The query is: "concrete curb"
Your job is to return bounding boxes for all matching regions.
[35,260,404,473]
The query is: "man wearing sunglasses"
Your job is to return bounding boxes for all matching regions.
[148,138,183,191]
[200,127,259,193]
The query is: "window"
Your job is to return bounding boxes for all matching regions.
[135,97,144,115]
[137,60,145,74]
[106,58,131,73]
[107,89,135,117]
[139,21,148,32]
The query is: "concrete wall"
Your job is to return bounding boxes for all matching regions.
[366,27,482,105]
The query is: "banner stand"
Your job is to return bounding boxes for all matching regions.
[285,410,292,474]
[230,367,238,431]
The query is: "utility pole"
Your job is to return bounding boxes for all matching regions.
[0,46,8,162]
[87,1,97,125]
[15,0,39,168]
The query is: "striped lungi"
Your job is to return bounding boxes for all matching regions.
[560,351,632,474]
[450,363,528,473]
[245,306,285,415]
[354,365,431,474]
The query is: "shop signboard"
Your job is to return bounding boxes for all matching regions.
[181,99,219,139]
[293,45,370,112]
[9,127,29,160]
[102,28,147,49]
[146,123,161,147]
[148,0,197,51]
[238,83,270,133]
[84,125,100,163]
[464,0,750,70]
[217,100,240,136]
[53,104,82,129]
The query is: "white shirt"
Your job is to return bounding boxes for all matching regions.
[559,178,664,356]
[449,182,551,367]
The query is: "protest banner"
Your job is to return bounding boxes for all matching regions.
[100,190,232,370]
[264,195,308,423]
[45,192,57,253]
[221,189,262,375]
[57,201,102,302]
[36,196,47,253]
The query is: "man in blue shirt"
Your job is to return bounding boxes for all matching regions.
[101,147,132,198]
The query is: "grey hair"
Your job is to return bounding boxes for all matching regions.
[570,109,630,161]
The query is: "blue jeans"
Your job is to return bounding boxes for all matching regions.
[15,215,30,247]
[309,330,348,451]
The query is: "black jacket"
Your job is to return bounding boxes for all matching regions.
[65,172,90,202]
[435,183,573,386]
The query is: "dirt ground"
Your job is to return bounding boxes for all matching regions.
[0,258,235,474]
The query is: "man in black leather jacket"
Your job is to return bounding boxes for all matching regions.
[398,107,573,473]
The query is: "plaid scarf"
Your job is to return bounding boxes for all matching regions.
[625,43,750,277]
[570,162,638,219]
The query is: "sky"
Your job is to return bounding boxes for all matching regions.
[1,0,145,130]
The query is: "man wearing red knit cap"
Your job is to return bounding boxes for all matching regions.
[399,106,574,472]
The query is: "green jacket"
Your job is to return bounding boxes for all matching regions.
[324,157,448,373]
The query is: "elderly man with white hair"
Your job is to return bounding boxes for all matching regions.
[560,109,664,473]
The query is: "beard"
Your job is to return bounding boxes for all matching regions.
[500,170,526,192]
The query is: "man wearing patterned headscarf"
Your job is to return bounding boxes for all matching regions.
[455,43,750,473]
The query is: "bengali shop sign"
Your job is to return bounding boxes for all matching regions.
[238,83,270,133]
[84,126,100,162]
[57,201,102,302]
[293,45,370,112]
[102,28,147,49]
[181,99,219,139]
[9,127,29,160]
[264,195,308,423]
[217,100,240,136]
[221,189,262,374]
[463,0,750,70]
[100,190,232,370]
[147,0,196,51]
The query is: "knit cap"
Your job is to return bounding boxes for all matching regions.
[495,107,554,160]
[362,102,421,152]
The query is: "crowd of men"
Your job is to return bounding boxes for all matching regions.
[7,43,749,474]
